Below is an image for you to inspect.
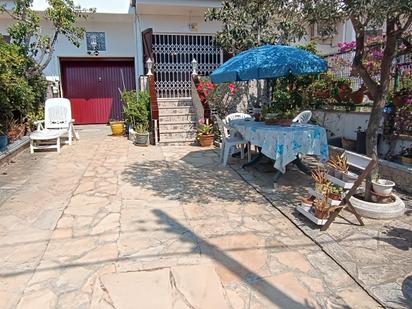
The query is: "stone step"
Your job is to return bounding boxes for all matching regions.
[159,123,197,132]
[159,106,195,115]
[159,140,196,146]
[159,113,197,123]
[158,98,193,107]
[159,131,197,142]
[159,127,197,134]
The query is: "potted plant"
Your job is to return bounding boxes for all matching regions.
[197,118,214,147]
[7,118,26,142]
[109,119,125,136]
[335,78,353,102]
[399,144,412,165]
[372,177,395,196]
[350,84,366,104]
[134,123,150,146]
[121,90,151,142]
[327,184,343,201]
[309,79,331,99]
[0,125,8,152]
[313,197,330,219]
[312,168,330,193]
[393,88,412,108]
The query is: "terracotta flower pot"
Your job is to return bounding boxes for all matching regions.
[350,89,364,104]
[314,209,329,219]
[198,134,214,147]
[314,90,330,99]
[338,86,352,102]
[327,193,341,201]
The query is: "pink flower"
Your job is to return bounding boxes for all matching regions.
[228,83,235,93]
[198,118,205,125]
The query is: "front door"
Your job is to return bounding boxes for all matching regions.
[152,34,222,98]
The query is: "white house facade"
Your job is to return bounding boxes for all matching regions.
[0,0,356,142]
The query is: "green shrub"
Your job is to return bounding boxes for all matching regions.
[0,39,47,131]
[122,90,151,130]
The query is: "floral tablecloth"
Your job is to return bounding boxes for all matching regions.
[230,119,329,173]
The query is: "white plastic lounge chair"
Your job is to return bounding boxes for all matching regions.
[215,115,250,166]
[30,98,79,153]
[292,110,312,124]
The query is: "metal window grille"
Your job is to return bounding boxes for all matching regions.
[325,51,412,90]
[152,34,222,98]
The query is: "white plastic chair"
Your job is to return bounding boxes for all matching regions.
[224,112,252,124]
[292,110,312,124]
[215,115,250,166]
[30,98,79,153]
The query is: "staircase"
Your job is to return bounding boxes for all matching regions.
[158,98,198,145]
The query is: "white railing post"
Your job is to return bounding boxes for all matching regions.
[191,58,198,76]
[154,119,158,145]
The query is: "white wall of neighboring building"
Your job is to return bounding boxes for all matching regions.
[139,14,221,34]
[31,0,133,14]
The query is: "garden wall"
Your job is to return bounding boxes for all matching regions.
[312,109,411,156]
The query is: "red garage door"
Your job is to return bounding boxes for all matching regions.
[61,59,136,124]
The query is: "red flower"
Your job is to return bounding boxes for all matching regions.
[228,83,235,93]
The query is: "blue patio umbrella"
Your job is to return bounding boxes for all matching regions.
[210,44,328,83]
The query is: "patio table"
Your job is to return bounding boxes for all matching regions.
[229,119,329,174]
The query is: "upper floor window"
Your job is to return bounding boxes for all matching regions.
[86,32,106,51]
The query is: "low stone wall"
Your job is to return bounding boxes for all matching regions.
[378,160,412,193]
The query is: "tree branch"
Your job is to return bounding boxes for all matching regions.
[38,30,59,72]
[380,20,397,92]
[350,16,379,95]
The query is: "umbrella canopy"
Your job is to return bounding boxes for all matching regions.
[210,45,328,84]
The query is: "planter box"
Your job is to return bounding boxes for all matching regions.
[326,174,354,190]
[296,204,328,226]
[307,188,341,206]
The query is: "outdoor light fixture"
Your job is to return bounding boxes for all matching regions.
[191,58,198,75]
[146,58,153,76]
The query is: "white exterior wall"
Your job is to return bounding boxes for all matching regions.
[45,17,136,77]
[135,6,221,76]
[0,14,136,79]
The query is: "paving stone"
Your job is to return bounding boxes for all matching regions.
[17,289,57,309]
[271,251,311,273]
[99,269,172,309]
[0,126,384,308]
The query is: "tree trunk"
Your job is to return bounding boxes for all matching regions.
[364,94,385,200]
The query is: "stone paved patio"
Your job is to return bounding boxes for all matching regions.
[0,125,391,308]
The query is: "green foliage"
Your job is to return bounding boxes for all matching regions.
[262,89,298,119]
[134,123,149,134]
[0,39,46,130]
[27,106,45,130]
[196,121,213,139]
[122,90,151,131]
[1,0,94,71]
[205,0,306,53]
